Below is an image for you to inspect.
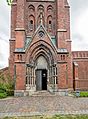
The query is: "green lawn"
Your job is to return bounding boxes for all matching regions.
[80,92,88,97]
[72,91,88,97]
[2,115,88,119]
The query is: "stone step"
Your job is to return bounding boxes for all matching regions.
[31,90,54,96]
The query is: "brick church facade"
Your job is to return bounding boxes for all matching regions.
[9,0,88,96]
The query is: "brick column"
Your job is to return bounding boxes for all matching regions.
[65,0,73,89]
[14,0,26,95]
[73,62,79,90]
[15,0,26,48]
[56,0,66,48]
[15,63,26,90]
[57,63,67,89]
[66,40,73,89]
[9,2,17,78]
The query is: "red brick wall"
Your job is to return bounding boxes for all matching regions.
[9,0,73,92]
[9,1,17,78]
[72,51,88,90]
[15,63,26,90]
[57,63,67,89]
[25,1,56,36]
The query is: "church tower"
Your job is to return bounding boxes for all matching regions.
[9,0,73,96]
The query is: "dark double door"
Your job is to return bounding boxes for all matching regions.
[36,69,47,91]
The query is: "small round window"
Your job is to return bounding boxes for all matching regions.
[38,31,45,38]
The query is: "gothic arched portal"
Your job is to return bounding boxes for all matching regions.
[35,56,48,91]
[26,40,57,92]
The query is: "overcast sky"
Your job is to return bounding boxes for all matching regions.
[0,0,88,69]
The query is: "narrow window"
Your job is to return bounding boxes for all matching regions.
[49,20,52,29]
[30,20,33,24]
[49,20,51,24]
[61,55,63,60]
[20,55,22,61]
[63,55,65,60]
[17,55,19,60]
[61,55,65,60]
[29,20,33,31]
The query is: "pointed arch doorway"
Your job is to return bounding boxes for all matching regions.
[35,56,48,91]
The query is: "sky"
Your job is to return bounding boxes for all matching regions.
[0,0,88,69]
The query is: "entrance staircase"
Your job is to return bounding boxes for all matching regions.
[30,91,55,96]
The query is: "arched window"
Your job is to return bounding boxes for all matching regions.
[63,55,65,60]
[49,20,51,24]
[61,55,63,60]
[17,55,19,60]
[49,20,52,29]
[29,20,33,30]
[29,15,35,31]
[47,15,52,32]
[20,55,22,61]
[61,55,65,60]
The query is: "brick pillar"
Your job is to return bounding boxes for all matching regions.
[9,39,15,78]
[15,0,26,48]
[9,1,17,78]
[64,0,70,40]
[15,63,26,90]
[56,0,66,48]
[57,63,67,89]
[65,0,73,90]
[66,40,73,89]
[14,0,26,95]
[73,62,79,90]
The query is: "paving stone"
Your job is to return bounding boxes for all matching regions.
[0,95,88,117]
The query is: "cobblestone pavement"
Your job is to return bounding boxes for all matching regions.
[0,95,88,117]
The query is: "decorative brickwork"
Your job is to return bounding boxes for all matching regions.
[72,51,88,90]
[8,0,88,96]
